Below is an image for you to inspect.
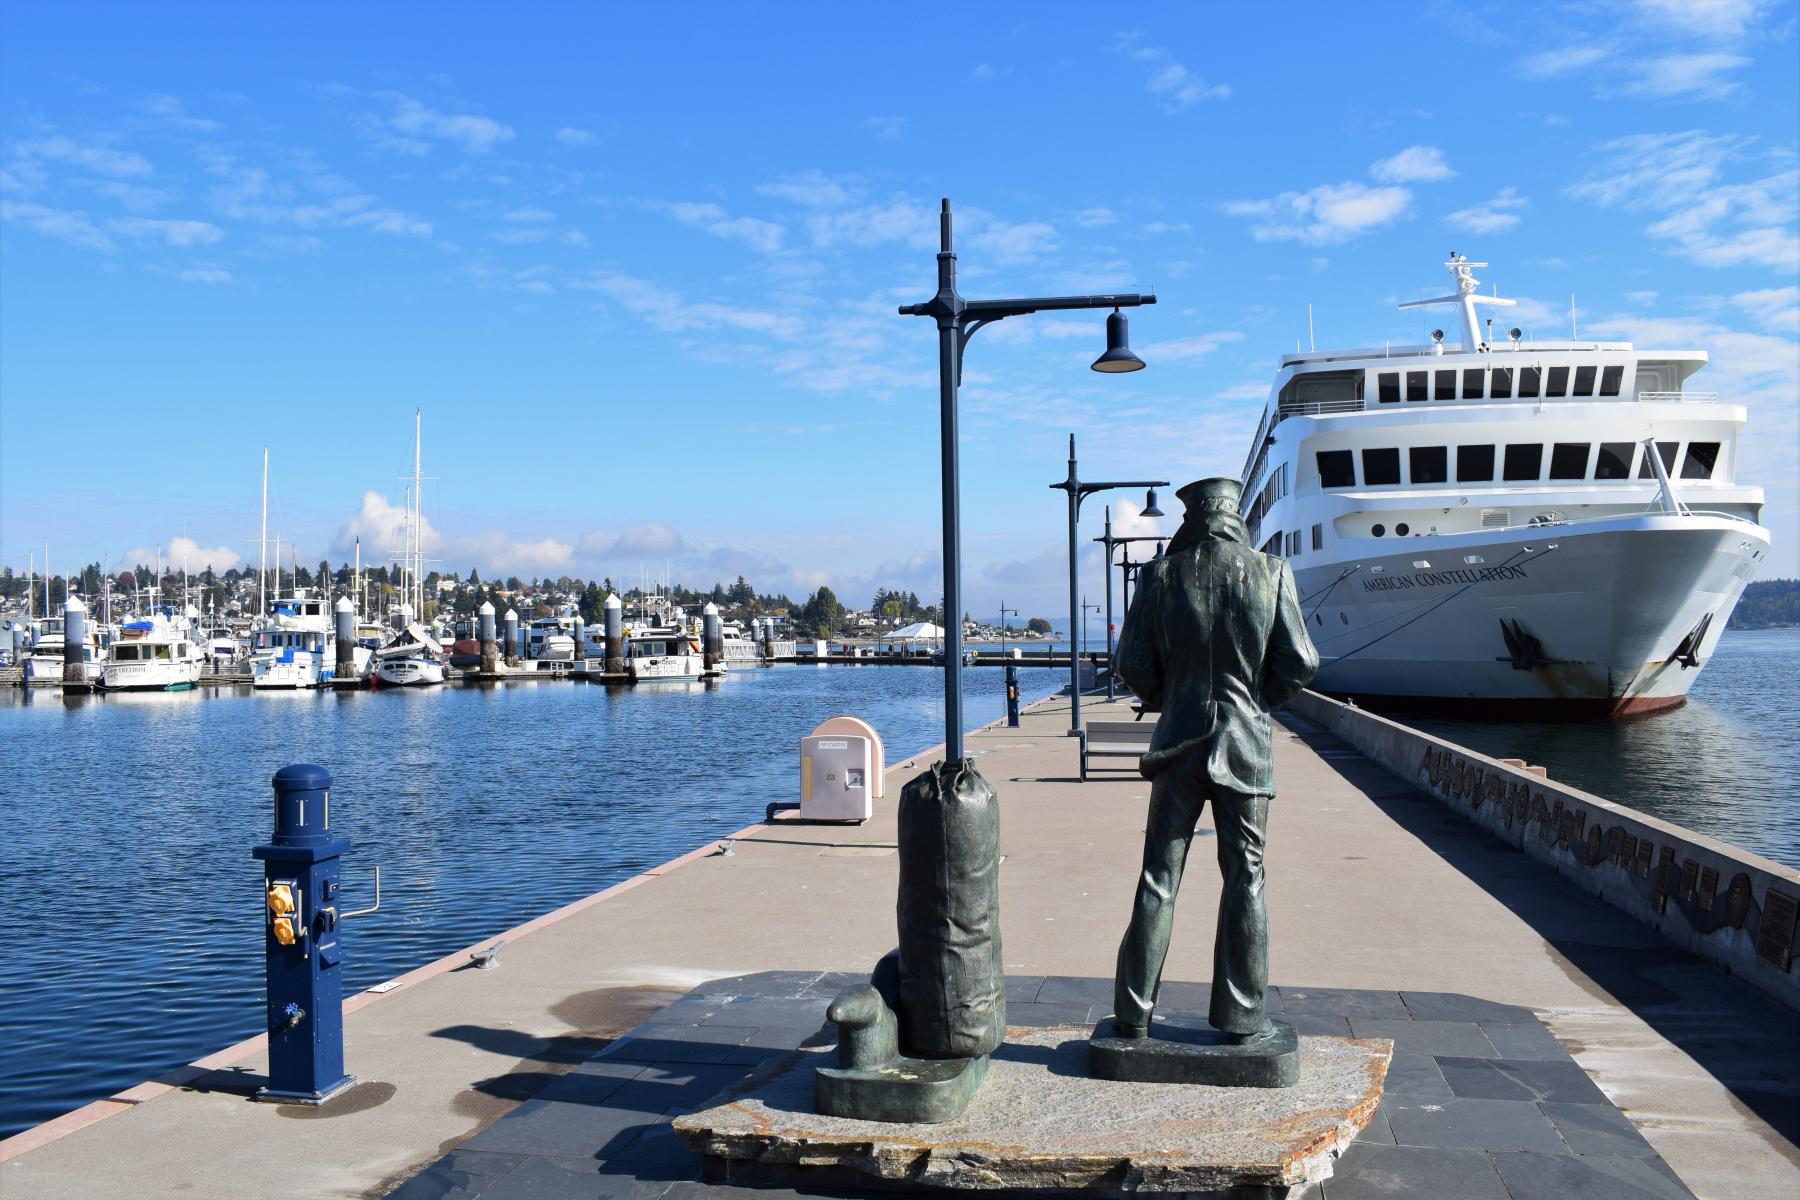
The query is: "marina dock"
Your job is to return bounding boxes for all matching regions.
[2,691,1793,1199]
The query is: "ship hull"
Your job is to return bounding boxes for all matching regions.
[1295,513,1765,716]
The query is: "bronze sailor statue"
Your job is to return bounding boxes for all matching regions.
[1092,476,1320,1086]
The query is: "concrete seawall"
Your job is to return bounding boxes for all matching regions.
[1286,689,1800,1012]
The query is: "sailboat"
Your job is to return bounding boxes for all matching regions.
[375,410,447,687]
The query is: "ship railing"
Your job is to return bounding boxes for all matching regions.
[1471,507,1763,535]
[1246,398,1368,490]
[1277,397,1365,417]
[1635,391,1719,404]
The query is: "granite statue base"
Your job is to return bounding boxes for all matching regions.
[1089,1016,1301,1088]
[675,1024,1392,1196]
[815,1051,989,1124]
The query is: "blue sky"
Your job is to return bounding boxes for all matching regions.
[3,1,1796,617]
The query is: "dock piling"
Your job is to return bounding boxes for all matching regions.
[477,601,498,674]
[61,595,86,686]
[333,597,355,684]
[702,602,722,673]
[603,594,624,675]
[502,608,519,668]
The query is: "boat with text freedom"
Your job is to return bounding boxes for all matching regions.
[1236,255,1769,716]
[101,611,202,692]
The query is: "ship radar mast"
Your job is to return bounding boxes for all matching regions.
[1397,252,1517,352]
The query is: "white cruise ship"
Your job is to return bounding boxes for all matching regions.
[1238,255,1769,716]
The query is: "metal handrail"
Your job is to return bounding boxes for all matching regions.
[1636,391,1718,403]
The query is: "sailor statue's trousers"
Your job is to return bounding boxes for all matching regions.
[1114,768,1270,1035]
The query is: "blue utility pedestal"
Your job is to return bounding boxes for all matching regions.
[1005,664,1021,727]
[251,763,354,1104]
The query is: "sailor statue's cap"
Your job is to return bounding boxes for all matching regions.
[1176,477,1243,511]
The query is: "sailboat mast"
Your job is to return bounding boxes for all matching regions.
[408,410,417,618]
[259,448,269,615]
[354,536,362,619]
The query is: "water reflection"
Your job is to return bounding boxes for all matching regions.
[0,661,1064,1137]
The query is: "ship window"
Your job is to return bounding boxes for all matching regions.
[1317,450,1355,488]
[1503,443,1544,481]
[1406,370,1428,401]
[1457,444,1496,482]
[1462,368,1485,399]
[1519,367,1541,399]
[1595,442,1635,479]
[1549,442,1591,479]
[1435,369,1456,399]
[1547,366,1570,396]
[1600,365,1624,396]
[1396,523,1411,536]
[1638,441,1679,479]
[1362,447,1401,485]
[1491,367,1513,398]
[1682,441,1720,480]
[1372,524,1386,537]
[115,645,140,661]
[1573,365,1597,395]
[1410,446,1449,484]
[1377,372,1400,403]
[1311,523,1323,550]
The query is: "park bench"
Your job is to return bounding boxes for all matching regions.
[1080,720,1154,781]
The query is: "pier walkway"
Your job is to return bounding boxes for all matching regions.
[3,696,1795,1198]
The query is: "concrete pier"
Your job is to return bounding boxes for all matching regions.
[2,694,1794,1198]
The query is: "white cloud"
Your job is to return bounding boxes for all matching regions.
[1733,286,1800,333]
[12,136,152,178]
[139,93,222,133]
[1446,187,1528,235]
[1074,207,1118,228]
[106,216,225,247]
[207,161,432,239]
[365,94,515,154]
[335,491,573,575]
[1142,220,1192,235]
[1569,131,1798,271]
[1141,330,1247,363]
[0,199,115,251]
[1225,182,1412,245]
[757,172,852,208]
[1632,0,1774,40]
[804,198,937,250]
[579,522,689,560]
[1118,37,1230,111]
[968,218,1059,265]
[1617,52,1750,99]
[122,536,241,573]
[175,267,233,284]
[1370,145,1455,184]
[661,200,784,253]
[504,206,555,222]
[1518,45,1611,78]
[554,126,598,146]
[570,268,804,337]
[863,116,905,142]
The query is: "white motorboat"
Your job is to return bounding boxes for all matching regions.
[625,624,706,681]
[101,613,202,691]
[252,591,361,688]
[1235,254,1768,715]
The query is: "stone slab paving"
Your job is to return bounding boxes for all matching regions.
[387,972,1697,1200]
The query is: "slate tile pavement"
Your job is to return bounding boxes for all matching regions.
[387,972,1697,1199]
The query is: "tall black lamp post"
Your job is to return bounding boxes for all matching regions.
[1051,437,1168,735]
[1093,519,1167,699]
[901,198,1156,764]
[998,602,1018,661]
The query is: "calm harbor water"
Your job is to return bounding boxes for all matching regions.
[1407,626,1800,871]
[2,630,1794,1138]
[0,660,1067,1139]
